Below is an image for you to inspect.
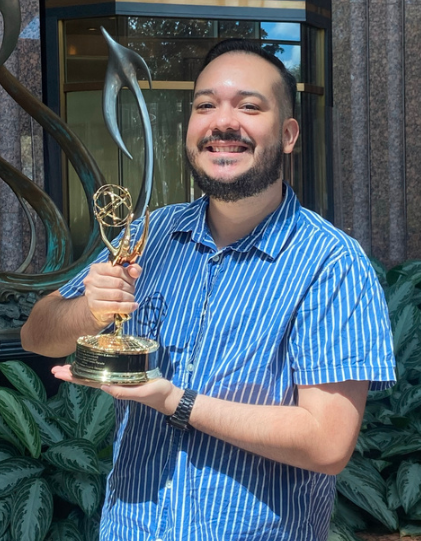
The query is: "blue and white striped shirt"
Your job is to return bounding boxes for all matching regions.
[60,184,395,541]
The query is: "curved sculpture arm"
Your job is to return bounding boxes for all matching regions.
[0,0,21,67]
[0,157,73,272]
[101,27,154,220]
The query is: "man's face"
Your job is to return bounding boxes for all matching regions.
[186,52,286,202]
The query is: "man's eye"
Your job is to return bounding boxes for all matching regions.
[242,104,259,111]
[196,103,214,110]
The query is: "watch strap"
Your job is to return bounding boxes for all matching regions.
[166,389,198,430]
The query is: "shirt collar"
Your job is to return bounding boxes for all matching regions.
[171,183,301,260]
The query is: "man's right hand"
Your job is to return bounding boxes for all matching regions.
[83,262,142,327]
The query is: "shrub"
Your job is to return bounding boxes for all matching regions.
[0,360,114,541]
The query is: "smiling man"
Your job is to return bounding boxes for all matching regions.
[22,39,395,541]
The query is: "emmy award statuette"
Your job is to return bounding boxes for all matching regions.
[70,184,161,385]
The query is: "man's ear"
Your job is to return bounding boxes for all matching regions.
[282,118,300,154]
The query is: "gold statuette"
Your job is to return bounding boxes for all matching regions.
[71,184,161,385]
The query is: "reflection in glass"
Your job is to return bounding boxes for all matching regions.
[261,22,300,42]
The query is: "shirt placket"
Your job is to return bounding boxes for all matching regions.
[154,250,224,540]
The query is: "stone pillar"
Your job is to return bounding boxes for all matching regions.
[0,0,44,274]
[332,0,409,267]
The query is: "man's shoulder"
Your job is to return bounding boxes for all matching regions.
[297,206,366,260]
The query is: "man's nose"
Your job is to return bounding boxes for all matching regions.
[210,106,240,132]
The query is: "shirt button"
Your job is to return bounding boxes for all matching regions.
[156,539,163,541]
[187,363,194,372]
[165,480,173,489]
[211,254,220,262]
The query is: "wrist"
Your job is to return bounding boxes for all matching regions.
[166,388,198,430]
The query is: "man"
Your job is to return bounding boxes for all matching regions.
[21,39,395,541]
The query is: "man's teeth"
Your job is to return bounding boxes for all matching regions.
[210,146,246,153]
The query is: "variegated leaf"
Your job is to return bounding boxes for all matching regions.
[0,361,46,403]
[45,519,83,541]
[381,438,421,459]
[336,457,398,531]
[327,521,362,541]
[396,384,421,416]
[64,472,102,517]
[53,416,77,438]
[0,529,11,540]
[407,498,421,520]
[0,389,40,458]
[396,334,421,368]
[0,457,44,498]
[76,390,115,447]
[400,522,421,537]
[392,304,421,356]
[64,383,89,424]
[387,279,414,319]
[396,461,421,513]
[386,475,401,511]
[0,440,19,462]
[0,497,11,536]
[0,416,24,455]
[83,512,101,541]
[21,398,66,447]
[43,439,99,474]
[46,471,77,506]
[369,257,387,287]
[46,395,65,417]
[333,496,367,531]
[363,427,410,452]
[10,478,53,541]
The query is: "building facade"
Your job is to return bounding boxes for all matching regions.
[0,0,419,279]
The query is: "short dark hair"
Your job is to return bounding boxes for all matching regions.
[197,38,297,118]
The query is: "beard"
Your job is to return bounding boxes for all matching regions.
[186,134,283,203]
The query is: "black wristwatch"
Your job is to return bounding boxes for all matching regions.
[166,389,198,430]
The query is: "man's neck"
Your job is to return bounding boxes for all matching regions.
[207,179,284,250]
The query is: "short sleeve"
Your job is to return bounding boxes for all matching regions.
[288,252,396,391]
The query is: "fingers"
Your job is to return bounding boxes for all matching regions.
[51,365,103,389]
[83,262,142,324]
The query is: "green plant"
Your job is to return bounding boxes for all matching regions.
[0,360,115,541]
[329,260,421,540]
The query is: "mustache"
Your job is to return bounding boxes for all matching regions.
[198,132,255,151]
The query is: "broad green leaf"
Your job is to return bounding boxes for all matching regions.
[0,457,44,498]
[396,461,421,513]
[381,438,421,459]
[76,390,115,447]
[367,387,393,401]
[333,496,367,531]
[43,439,100,474]
[21,398,66,447]
[0,529,11,541]
[407,498,421,520]
[64,383,89,424]
[396,384,421,416]
[386,475,401,511]
[387,279,414,319]
[327,521,363,541]
[0,362,46,403]
[10,478,53,541]
[46,471,77,506]
[381,435,421,459]
[98,457,113,476]
[370,459,391,473]
[64,472,102,517]
[336,457,398,531]
[0,497,11,536]
[0,440,19,462]
[45,520,83,541]
[83,513,101,541]
[400,522,421,537]
[370,257,387,288]
[392,304,421,356]
[53,416,76,438]
[0,389,40,458]
[363,427,410,452]
[47,395,65,417]
[396,334,421,368]
[0,416,24,454]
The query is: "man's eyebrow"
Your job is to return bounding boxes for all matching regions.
[193,89,269,104]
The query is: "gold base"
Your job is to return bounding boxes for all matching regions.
[71,334,161,385]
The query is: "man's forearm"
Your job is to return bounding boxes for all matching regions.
[21,292,105,357]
